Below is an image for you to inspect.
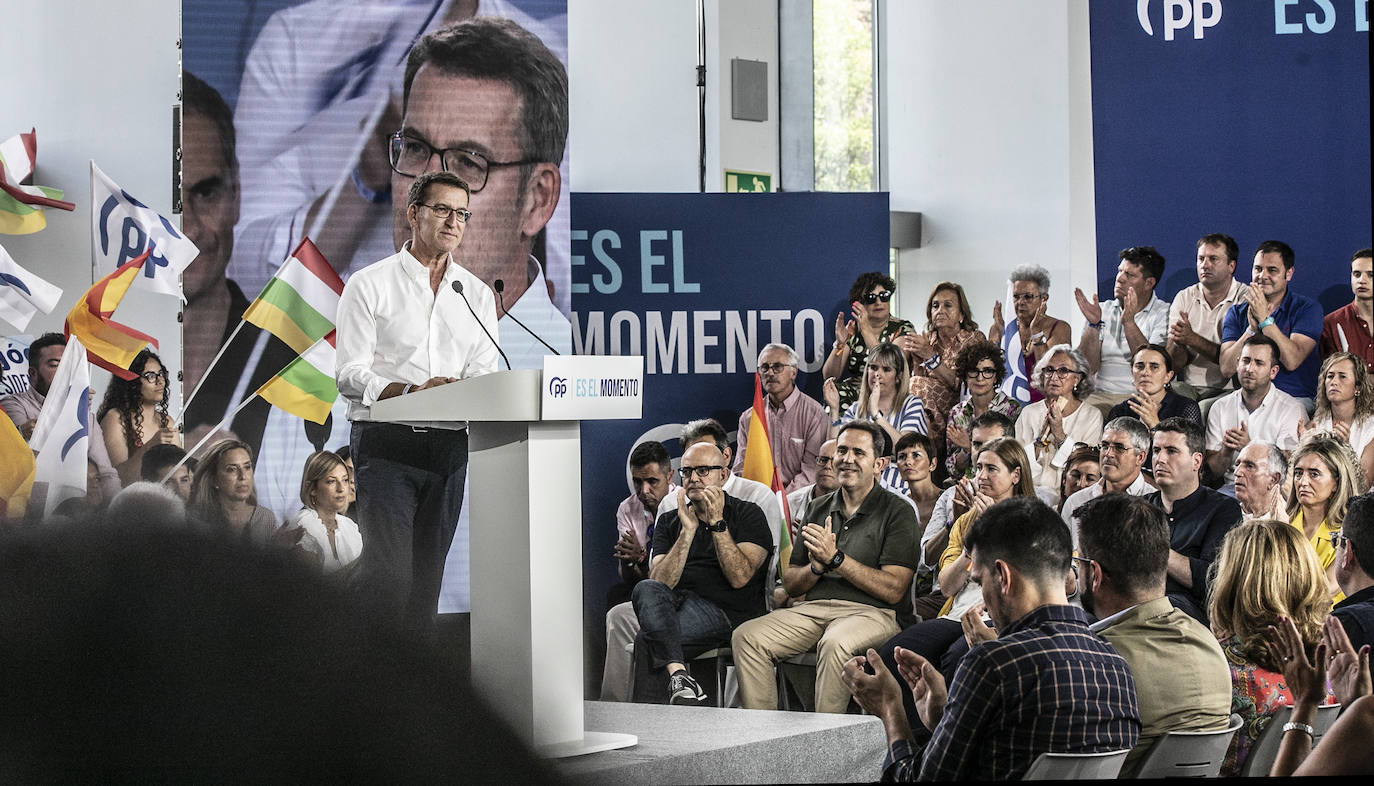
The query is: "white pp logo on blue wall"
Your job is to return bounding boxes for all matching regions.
[1137,0,1222,40]
[549,376,568,398]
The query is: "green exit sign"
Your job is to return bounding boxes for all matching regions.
[724,169,772,193]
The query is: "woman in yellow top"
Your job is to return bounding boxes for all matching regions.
[1288,431,1363,600]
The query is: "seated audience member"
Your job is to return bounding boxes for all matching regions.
[1319,248,1374,373]
[893,433,945,622]
[1302,351,1374,484]
[1208,518,1335,776]
[601,421,782,702]
[822,271,917,413]
[1075,245,1170,412]
[900,282,983,442]
[187,439,279,544]
[1074,493,1232,777]
[733,344,827,493]
[1287,432,1363,599]
[1146,417,1242,624]
[140,443,193,501]
[1058,443,1100,508]
[987,264,1072,406]
[943,340,1020,481]
[286,451,361,575]
[104,481,188,525]
[824,342,927,492]
[1232,442,1289,520]
[920,412,1015,615]
[1106,343,1202,429]
[97,348,182,487]
[1,332,120,498]
[610,441,676,606]
[1218,240,1323,410]
[1166,233,1249,401]
[1060,418,1156,544]
[51,459,111,522]
[631,441,772,704]
[1204,335,1304,487]
[842,496,1140,781]
[876,437,1037,730]
[1333,494,1374,651]
[1013,345,1104,500]
[333,445,357,519]
[782,439,839,608]
[1266,615,1374,777]
[732,422,917,714]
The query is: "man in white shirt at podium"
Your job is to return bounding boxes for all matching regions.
[336,170,501,632]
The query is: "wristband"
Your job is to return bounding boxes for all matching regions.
[921,354,941,371]
[810,562,826,576]
[402,383,414,395]
[1257,316,1276,330]
[1088,321,1104,331]
[1282,721,1314,737]
[831,418,844,427]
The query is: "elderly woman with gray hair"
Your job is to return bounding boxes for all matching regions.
[1013,344,1104,498]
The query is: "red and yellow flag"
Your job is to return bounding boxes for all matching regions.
[740,373,793,566]
[65,249,158,379]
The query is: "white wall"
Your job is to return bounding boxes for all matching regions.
[568,0,779,192]
[884,0,1096,331]
[0,0,182,402]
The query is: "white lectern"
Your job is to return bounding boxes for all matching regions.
[368,356,643,758]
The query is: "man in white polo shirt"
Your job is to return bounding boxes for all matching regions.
[1204,335,1303,489]
[1075,245,1171,413]
[1167,234,1249,402]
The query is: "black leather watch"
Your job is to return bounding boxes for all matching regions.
[826,550,846,571]
[708,520,728,533]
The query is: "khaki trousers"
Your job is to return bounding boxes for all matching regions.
[731,599,899,713]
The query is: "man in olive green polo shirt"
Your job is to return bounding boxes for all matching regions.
[732,421,919,713]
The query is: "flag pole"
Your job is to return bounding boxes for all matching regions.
[160,391,261,485]
[180,319,248,416]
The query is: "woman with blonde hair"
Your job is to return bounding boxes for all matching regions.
[187,439,278,544]
[1287,431,1363,598]
[1208,518,1335,776]
[901,282,982,446]
[1013,344,1104,498]
[286,451,362,575]
[1302,351,1374,486]
[823,341,927,491]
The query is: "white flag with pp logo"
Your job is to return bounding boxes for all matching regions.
[90,161,197,300]
[0,243,62,330]
[28,336,93,517]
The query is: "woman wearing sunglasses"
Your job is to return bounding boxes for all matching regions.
[98,348,182,486]
[821,271,916,414]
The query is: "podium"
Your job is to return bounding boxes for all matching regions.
[368,357,643,758]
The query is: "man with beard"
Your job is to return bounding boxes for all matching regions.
[733,343,828,493]
[1073,493,1231,778]
[1060,417,1155,546]
[1075,245,1171,412]
[1166,233,1248,401]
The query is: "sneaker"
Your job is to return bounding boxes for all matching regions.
[668,671,707,705]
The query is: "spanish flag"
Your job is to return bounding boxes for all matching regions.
[0,413,35,521]
[65,249,157,380]
[740,373,793,568]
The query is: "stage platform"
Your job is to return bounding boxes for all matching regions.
[554,701,885,784]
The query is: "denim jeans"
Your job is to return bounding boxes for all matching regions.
[630,579,732,703]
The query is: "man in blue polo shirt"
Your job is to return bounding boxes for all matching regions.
[1218,240,1322,411]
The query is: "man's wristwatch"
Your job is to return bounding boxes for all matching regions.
[810,562,826,576]
[826,550,846,572]
[708,520,728,533]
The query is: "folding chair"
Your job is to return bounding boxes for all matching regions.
[1131,713,1243,778]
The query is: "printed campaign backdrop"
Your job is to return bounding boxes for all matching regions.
[1088,0,1371,308]
[570,191,891,686]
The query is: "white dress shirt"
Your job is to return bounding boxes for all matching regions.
[336,244,501,423]
[1205,385,1305,484]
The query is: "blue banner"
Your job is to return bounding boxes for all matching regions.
[571,191,890,676]
[1089,0,1370,310]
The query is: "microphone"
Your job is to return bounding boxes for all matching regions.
[452,280,511,370]
[494,279,561,355]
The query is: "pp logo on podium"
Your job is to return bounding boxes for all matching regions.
[548,377,568,398]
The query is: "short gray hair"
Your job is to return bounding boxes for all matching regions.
[681,418,729,454]
[1031,344,1095,399]
[757,343,799,367]
[1246,440,1288,481]
[1008,264,1051,294]
[106,481,188,524]
[1103,417,1151,454]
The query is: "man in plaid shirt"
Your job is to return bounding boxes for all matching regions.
[843,496,1140,781]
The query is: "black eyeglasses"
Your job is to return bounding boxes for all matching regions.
[418,203,472,223]
[861,290,893,304]
[389,131,542,192]
[966,367,998,379]
[758,362,795,374]
[1044,366,1083,378]
[1330,531,1348,550]
[680,465,725,479]
[140,370,168,384]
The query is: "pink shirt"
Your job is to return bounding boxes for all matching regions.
[615,482,678,551]
[732,386,828,493]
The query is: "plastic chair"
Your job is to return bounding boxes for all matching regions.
[1022,749,1130,780]
[624,642,734,707]
[1238,702,1342,777]
[1131,713,1243,778]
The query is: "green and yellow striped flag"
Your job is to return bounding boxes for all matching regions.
[1,129,75,235]
[256,334,338,424]
[243,238,343,353]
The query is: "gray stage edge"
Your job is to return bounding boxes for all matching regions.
[555,701,886,785]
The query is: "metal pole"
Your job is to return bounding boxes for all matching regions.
[697,0,707,193]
